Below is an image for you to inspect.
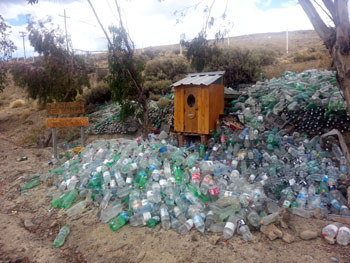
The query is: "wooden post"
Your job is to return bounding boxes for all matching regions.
[81,126,85,147]
[52,127,57,159]
[178,134,184,147]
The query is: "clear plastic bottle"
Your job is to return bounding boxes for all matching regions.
[296,187,307,208]
[160,204,171,230]
[178,219,194,235]
[173,206,187,224]
[336,226,350,245]
[200,175,212,195]
[190,166,201,188]
[322,223,342,238]
[246,207,261,228]
[237,218,253,241]
[99,203,124,223]
[223,214,237,240]
[205,210,217,229]
[193,213,205,233]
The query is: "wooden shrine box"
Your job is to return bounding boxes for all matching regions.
[171,71,225,135]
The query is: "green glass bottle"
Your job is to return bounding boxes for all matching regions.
[109,212,130,231]
[53,225,70,247]
[199,143,206,159]
[20,179,39,191]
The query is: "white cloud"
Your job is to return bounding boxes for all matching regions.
[0,0,316,58]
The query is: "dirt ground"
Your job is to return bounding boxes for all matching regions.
[0,91,349,263]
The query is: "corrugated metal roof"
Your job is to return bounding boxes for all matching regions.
[171,71,225,87]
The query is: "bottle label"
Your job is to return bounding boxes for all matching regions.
[130,163,138,170]
[203,177,211,183]
[191,173,201,181]
[213,146,218,151]
[237,219,246,228]
[160,208,169,217]
[224,191,233,197]
[282,200,291,208]
[206,161,214,167]
[186,219,194,228]
[141,199,149,206]
[132,200,141,209]
[209,187,219,196]
[126,177,133,184]
[143,212,151,222]
[225,222,235,231]
[147,191,153,199]
[122,159,130,165]
[207,211,214,216]
[297,193,307,200]
[159,179,167,186]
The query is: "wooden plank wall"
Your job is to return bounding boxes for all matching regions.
[174,86,184,132]
[197,86,210,134]
[208,84,224,132]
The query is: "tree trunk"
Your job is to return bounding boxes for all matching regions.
[141,96,149,140]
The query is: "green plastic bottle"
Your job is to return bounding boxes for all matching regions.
[109,212,130,231]
[147,217,160,228]
[174,165,182,183]
[20,179,39,191]
[53,225,70,247]
[61,189,78,209]
[50,192,70,208]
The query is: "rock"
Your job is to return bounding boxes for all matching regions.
[330,257,339,262]
[268,231,278,241]
[280,208,290,229]
[209,235,220,245]
[282,232,295,243]
[24,219,35,230]
[261,224,283,239]
[313,208,325,219]
[324,236,336,245]
[50,220,58,228]
[300,230,318,240]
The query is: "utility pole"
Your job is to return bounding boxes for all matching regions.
[59,9,70,52]
[286,25,289,54]
[19,31,26,62]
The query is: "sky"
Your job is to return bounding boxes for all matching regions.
[0,0,323,58]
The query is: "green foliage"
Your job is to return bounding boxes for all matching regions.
[144,55,189,96]
[183,34,221,72]
[106,26,146,121]
[11,18,90,105]
[83,82,111,106]
[0,15,16,92]
[205,47,276,87]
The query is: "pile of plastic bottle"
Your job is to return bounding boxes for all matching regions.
[43,69,350,245]
[231,69,350,137]
[45,124,350,244]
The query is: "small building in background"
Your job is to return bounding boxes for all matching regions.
[171,71,225,135]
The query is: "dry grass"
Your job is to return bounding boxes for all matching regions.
[10,99,26,108]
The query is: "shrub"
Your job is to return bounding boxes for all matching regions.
[96,67,108,82]
[144,55,189,95]
[156,97,171,109]
[82,83,111,106]
[205,47,276,87]
[293,52,318,63]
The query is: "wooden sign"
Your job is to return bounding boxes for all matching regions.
[46,117,89,128]
[46,102,85,115]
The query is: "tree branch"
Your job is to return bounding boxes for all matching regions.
[312,0,335,23]
[334,0,350,42]
[298,0,336,49]
[322,0,337,23]
[86,0,112,47]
